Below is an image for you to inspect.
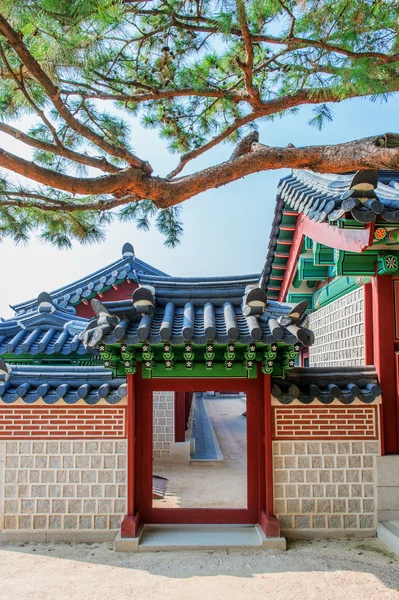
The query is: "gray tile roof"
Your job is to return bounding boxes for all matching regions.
[272,366,381,405]
[83,282,314,347]
[0,269,314,356]
[11,242,168,316]
[0,363,126,405]
[259,191,286,292]
[279,169,399,224]
[259,169,399,295]
[0,301,87,356]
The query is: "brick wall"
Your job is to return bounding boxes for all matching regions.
[309,288,364,367]
[1,440,126,530]
[274,440,379,533]
[0,407,126,439]
[153,392,174,460]
[273,406,378,440]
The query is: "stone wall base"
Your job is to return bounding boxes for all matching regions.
[282,528,376,540]
[376,455,399,521]
[0,529,118,543]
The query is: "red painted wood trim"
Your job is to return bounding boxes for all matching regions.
[135,364,143,516]
[142,378,258,393]
[302,219,374,254]
[257,369,266,524]
[258,368,280,538]
[126,374,135,516]
[144,508,253,524]
[140,376,260,525]
[121,513,140,538]
[174,392,186,443]
[393,280,399,341]
[121,371,140,538]
[75,280,138,318]
[278,217,306,301]
[372,275,397,454]
[278,216,374,301]
[263,373,274,519]
[364,283,374,365]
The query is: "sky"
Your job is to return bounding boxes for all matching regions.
[0,93,399,318]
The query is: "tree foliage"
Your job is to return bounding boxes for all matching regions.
[0,0,398,246]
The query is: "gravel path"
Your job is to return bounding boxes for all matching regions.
[0,538,398,600]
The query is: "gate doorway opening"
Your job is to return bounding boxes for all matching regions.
[136,377,264,527]
[152,392,247,509]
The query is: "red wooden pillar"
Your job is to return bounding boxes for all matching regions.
[371,275,398,455]
[175,392,186,442]
[259,370,280,537]
[120,370,140,537]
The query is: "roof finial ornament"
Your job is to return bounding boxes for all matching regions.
[122,242,135,259]
[37,292,55,314]
[341,170,383,217]
[242,285,268,316]
[132,286,156,315]
[277,301,314,346]
[0,358,10,381]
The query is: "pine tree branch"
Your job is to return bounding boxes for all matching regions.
[152,12,399,65]
[62,84,246,104]
[236,0,257,101]
[0,123,121,174]
[0,44,61,147]
[163,134,399,207]
[0,14,153,174]
[0,134,398,212]
[0,146,145,195]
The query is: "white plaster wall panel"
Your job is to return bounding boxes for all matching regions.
[3,440,127,530]
[309,288,364,367]
[153,392,175,459]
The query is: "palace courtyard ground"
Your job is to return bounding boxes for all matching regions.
[0,537,398,599]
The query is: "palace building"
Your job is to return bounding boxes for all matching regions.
[0,169,398,551]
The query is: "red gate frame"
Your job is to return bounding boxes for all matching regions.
[120,365,278,537]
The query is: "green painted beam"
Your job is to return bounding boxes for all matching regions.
[286,292,314,309]
[313,276,372,309]
[334,250,378,276]
[297,256,328,281]
[141,361,257,378]
[312,241,335,266]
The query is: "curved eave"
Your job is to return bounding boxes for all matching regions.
[11,255,169,315]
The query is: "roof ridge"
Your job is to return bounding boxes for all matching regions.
[10,243,169,315]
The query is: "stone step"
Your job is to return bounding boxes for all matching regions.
[114,524,286,552]
[377,521,399,556]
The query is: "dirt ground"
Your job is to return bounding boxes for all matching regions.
[153,395,247,509]
[0,537,399,600]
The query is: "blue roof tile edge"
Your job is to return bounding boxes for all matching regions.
[0,364,127,405]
